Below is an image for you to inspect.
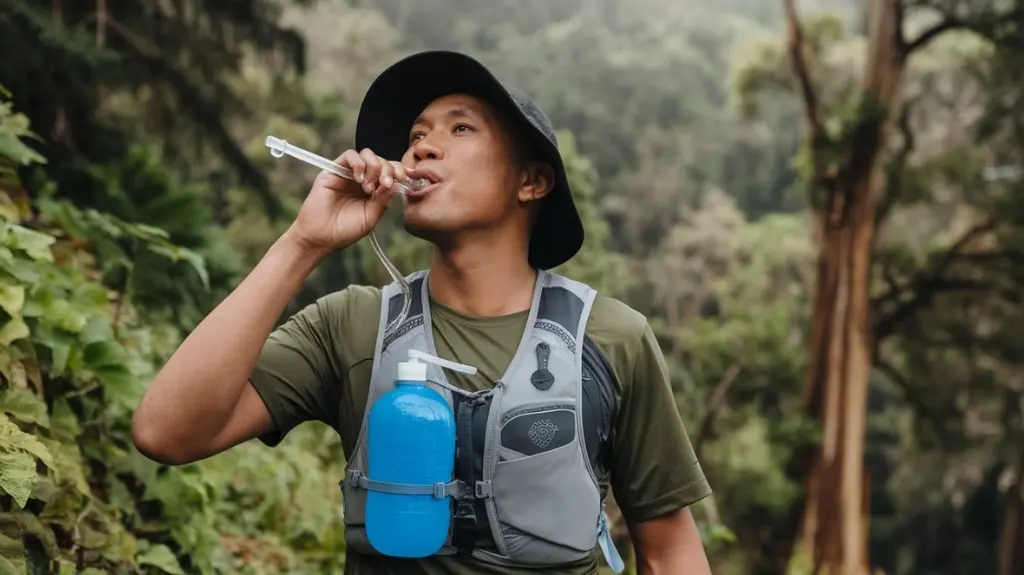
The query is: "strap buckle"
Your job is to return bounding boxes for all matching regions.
[474,480,492,499]
[433,482,447,499]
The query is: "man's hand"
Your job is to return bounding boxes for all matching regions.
[627,506,712,575]
[286,148,410,257]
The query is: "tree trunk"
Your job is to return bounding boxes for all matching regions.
[796,165,878,575]
[999,460,1024,575]
[782,1,907,573]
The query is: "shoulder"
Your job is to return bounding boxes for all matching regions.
[583,294,655,391]
[307,283,384,363]
[585,294,649,348]
[317,283,383,313]
[585,292,647,341]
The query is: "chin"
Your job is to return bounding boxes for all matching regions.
[401,213,454,244]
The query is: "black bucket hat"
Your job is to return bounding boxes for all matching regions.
[354,50,584,271]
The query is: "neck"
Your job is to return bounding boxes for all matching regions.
[427,231,537,317]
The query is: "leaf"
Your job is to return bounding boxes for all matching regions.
[83,340,128,369]
[79,316,113,346]
[28,476,56,504]
[0,446,38,508]
[0,531,25,574]
[136,543,186,575]
[147,244,210,290]
[125,221,171,242]
[0,128,46,167]
[0,284,23,315]
[39,438,89,497]
[0,553,26,575]
[48,398,80,442]
[94,364,141,408]
[0,197,19,225]
[0,389,49,428]
[7,225,54,262]
[42,298,87,333]
[100,518,138,564]
[48,341,70,377]
[0,316,28,346]
[0,354,27,389]
[0,414,53,471]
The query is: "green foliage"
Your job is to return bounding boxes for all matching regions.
[552,130,629,297]
[0,84,347,574]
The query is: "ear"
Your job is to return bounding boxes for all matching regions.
[517,161,555,204]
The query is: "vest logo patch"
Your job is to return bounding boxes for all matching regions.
[528,419,559,448]
[502,408,575,456]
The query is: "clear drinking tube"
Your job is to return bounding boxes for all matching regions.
[265,136,426,332]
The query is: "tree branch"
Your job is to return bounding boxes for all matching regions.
[693,364,742,459]
[905,18,960,53]
[875,356,957,447]
[905,5,1024,54]
[873,219,1000,339]
[877,98,917,226]
[783,0,829,151]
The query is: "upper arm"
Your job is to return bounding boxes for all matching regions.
[247,291,352,446]
[628,506,711,574]
[609,320,712,523]
[202,382,276,456]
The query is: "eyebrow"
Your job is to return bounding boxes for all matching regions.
[412,107,476,127]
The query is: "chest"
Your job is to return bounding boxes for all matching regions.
[340,316,521,455]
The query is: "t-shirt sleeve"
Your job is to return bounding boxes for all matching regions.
[248,292,348,447]
[610,320,712,523]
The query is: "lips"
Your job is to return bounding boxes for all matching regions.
[403,167,444,199]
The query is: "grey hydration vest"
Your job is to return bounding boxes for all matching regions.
[340,269,625,572]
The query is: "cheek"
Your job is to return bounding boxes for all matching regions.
[400,148,415,167]
[454,170,515,217]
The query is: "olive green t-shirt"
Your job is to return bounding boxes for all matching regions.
[249,283,711,575]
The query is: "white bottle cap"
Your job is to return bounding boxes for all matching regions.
[397,358,428,382]
[396,350,478,384]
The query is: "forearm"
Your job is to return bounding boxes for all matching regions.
[132,231,328,458]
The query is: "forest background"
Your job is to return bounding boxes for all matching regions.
[1,0,1023,574]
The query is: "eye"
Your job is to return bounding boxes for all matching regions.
[453,123,474,133]
[408,130,425,144]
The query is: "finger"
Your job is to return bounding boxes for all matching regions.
[369,182,397,214]
[378,160,395,189]
[390,161,409,183]
[359,148,382,192]
[338,149,365,184]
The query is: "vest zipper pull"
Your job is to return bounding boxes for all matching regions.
[530,342,555,390]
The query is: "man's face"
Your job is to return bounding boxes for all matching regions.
[398,93,544,241]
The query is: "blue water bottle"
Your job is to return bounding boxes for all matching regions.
[365,350,475,557]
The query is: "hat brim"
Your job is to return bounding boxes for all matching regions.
[354,50,584,271]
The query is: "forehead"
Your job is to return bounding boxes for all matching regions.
[412,93,498,126]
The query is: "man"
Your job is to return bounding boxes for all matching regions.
[132,50,713,575]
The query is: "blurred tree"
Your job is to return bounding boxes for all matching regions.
[734,0,1024,572]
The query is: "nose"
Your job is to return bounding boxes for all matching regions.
[411,134,444,162]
